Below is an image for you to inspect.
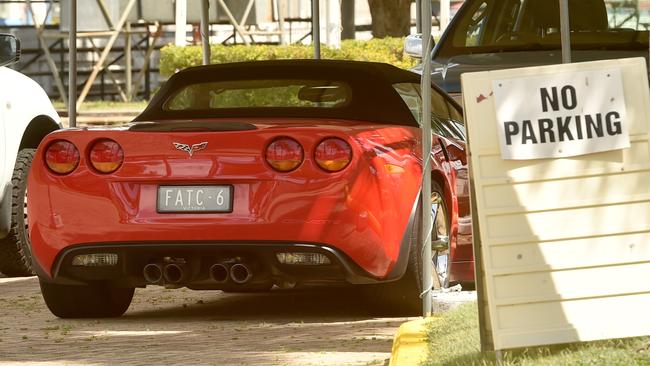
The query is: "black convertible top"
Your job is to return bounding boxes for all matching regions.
[135,60,422,126]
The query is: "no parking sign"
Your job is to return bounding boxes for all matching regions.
[462,58,650,351]
[493,69,630,160]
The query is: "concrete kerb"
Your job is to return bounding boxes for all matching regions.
[388,290,477,366]
[388,317,432,366]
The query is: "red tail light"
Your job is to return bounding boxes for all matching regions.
[315,138,352,172]
[89,139,124,174]
[265,138,304,172]
[45,140,80,175]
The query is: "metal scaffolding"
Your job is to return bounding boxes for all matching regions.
[18,0,163,127]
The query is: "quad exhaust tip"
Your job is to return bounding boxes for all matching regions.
[229,263,252,284]
[209,263,229,283]
[163,263,186,284]
[143,263,163,284]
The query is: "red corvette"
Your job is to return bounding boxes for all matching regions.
[28,60,473,318]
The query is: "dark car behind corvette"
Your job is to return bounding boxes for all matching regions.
[409,0,650,97]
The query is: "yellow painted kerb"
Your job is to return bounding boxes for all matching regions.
[388,318,433,366]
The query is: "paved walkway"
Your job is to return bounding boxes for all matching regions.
[0,277,407,366]
[0,277,476,366]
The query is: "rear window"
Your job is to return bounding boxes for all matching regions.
[164,79,351,111]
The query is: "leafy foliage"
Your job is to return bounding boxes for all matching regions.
[159,38,417,77]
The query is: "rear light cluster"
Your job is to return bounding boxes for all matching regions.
[265,138,304,172]
[45,141,80,174]
[89,139,124,174]
[265,137,352,173]
[314,138,353,172]
[44,139,124,175]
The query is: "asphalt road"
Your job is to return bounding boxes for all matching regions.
[0,277,411,366]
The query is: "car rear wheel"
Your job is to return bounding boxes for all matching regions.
[40,280,134,318]
[364,181,451,315]
[0,149,36,277]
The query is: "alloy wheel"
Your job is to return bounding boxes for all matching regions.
[431,190,450,289]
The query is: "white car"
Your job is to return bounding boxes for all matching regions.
[0,34,60,276]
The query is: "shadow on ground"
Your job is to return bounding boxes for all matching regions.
[0,278,409,366]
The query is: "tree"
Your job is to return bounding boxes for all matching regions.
[367,0,412,38]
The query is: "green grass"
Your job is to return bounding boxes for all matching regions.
[423,302,650,366]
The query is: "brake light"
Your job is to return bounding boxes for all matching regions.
[315,138,352,172]
[89,139,124,174]
[265,138,304,172]
[45,140,80,175]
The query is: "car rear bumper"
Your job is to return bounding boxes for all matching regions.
[35,241,410,288]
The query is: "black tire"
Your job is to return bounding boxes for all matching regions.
[364,181,450,315]
[40,280,134,318]
[0,149,36,277]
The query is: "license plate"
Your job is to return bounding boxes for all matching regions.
[157,186,233,213]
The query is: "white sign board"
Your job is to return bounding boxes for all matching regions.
[462,58,650,351]
[493,69,630,160]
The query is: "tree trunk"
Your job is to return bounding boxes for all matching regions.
[367,0,412,38]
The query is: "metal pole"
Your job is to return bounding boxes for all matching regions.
[125,22,132,101]
[69,0,77,128]
[200,0,211,65]
[420,0,433,317]
[559,0,571,63]
[416,0,422,33]
[312,0,320,59]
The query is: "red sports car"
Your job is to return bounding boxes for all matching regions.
[28,60,473,318]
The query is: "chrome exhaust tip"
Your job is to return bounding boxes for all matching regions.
[229,263,252,284]
[209,263,230,283]
[143,263,163,284]
[163,263,186,284]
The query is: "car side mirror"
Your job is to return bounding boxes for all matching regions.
[404,34,435,59]
[0,34,20,67]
